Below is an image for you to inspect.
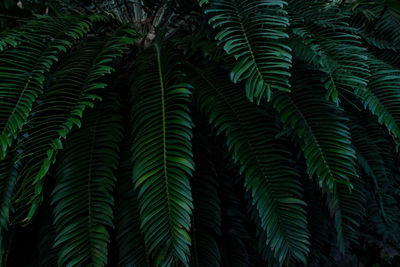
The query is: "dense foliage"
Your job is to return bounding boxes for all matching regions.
[1,0,400,266]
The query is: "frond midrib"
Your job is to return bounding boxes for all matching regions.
[155,45,174,249]
[87,112,100,263]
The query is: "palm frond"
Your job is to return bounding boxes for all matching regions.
[247,198,279,267]
[200,0,292,103]
[51,94,123,266]
[0,1,399,265]
[287,0,370,103]
[130,45,194,266]
[10,27,136,223]
[354,57,400,143]
[0,16,94,158]
[271,64,357,190]
[364,183,400,244]
[348,111,400,243]
[327,177,366,252]
[350,3,400,50]
[188,64,309,264]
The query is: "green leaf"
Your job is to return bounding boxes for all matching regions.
[0,16,93,159]
[11,27,136,224]
[188,64,309,264]
[271,64,358,191]
[354,57,400,143]
[131,45,194,266]
[51,94,124,266]
[288,0,370,103]
[327,178,366,252]
[348,110,400,244]
[202,0,292,103]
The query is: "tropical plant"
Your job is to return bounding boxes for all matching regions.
[0,0,400,266]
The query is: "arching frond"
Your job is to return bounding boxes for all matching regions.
[51,94,123,266]
[271,64,363,251]
[0,16,93,158]
[271,64,357,190]
[10,27,136,223]
[130,46,194,266]
[363,182,400,244]
[350,3,400,50]
[200,0,292,103]
[349,111,400,243]
[0,1,400,266]
[327,177,366,252]
[287,0,370,103]
[188,65,309,264]
[247,198,279,267]
[354,57,400,142]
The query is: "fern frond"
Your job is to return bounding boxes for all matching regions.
[365,188,400,243]
[11,28,136,223]
[349,111,400,243]
[51,94,123,266]
[354,57,400,143]
[201,0,292,103]
[271,64,357,190]
[327,177,366,252]
[188,65,309,264]
[130,46,194,266]
[351,4,400,50]
[0,16,93,158]
[349,114,389,185]
[247,198,279,267]
[287,0,370,103]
